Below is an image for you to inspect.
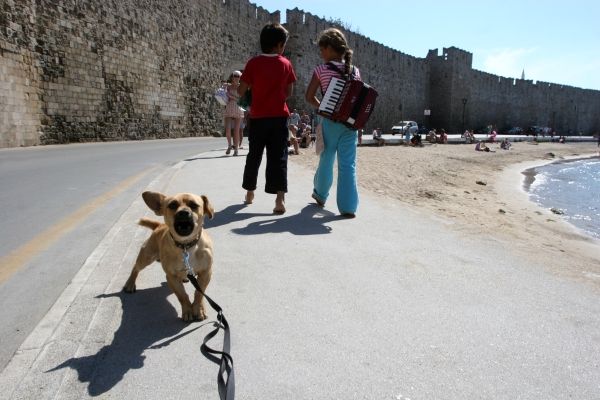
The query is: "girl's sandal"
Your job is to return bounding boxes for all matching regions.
[311,193,325,207]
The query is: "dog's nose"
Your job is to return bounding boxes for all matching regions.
[175,209,192,219]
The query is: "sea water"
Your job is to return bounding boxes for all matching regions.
[526,157,600,238]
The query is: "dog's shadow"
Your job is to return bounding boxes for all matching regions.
[47,282,205,396]
[232,204,341,235]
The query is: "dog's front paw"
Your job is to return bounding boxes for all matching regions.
[123,280,136,293]
[192,304,207,321]
[181,304,195,322]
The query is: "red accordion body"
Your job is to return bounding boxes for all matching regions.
[317,76,378,129]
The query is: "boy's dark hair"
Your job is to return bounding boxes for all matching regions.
[260,23,288,53]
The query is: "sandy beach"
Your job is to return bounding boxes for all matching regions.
[290,141,600,288]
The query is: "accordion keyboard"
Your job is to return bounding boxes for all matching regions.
[318,77,345,116]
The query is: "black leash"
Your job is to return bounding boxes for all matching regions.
[182,249,235,400]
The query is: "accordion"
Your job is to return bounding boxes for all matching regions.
[317,76,378,129]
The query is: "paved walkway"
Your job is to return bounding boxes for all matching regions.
[1,148,599,399]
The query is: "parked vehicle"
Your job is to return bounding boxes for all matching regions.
[391,121,418,135]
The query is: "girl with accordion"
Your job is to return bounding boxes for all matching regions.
[305,28,360,218]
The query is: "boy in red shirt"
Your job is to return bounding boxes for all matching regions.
[238,23,297,214]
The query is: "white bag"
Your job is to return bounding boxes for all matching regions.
[315,123,324,155]
[214,88,228,106]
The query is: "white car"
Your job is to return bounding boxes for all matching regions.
[391,121,418,136]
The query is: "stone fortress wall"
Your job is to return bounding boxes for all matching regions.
[0,0,274,147]
[284,9,430,136]
[1,1,599,148]
[286,9,600,136]
[427,47,600,135]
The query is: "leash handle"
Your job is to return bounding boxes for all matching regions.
[187,273,235,400]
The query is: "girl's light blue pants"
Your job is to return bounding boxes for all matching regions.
[312,118,358,214]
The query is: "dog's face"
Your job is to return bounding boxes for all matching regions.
[142,191,214,240]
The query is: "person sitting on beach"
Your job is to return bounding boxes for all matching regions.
[296,122,308,148]
[372,128,385,146]
[475,140,490,152]
[287,109,300,138]
[463,129,475,144]
[301,125,313,148]
[437,129,448,144]
[500,138,512,150]
[410,131,423,147]
[558,135,566,144]
[427,129,437,143]
[489,129,497,143]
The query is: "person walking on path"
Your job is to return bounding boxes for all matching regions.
[238,23,297,214]
[304,28,360,218]
[223,70,245,156]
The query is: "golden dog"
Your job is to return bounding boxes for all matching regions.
[124,191,214,322]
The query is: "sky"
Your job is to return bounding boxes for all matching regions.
[251,0,600,91]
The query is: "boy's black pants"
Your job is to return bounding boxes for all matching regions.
[242,117,288,194]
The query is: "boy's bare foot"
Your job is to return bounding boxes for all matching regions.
[244,190,254,204]
[273,192,286,214]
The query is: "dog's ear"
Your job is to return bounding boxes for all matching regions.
[142,191,166,216]
[201,195,214,219]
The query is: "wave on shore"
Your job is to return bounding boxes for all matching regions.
[525,156,600,238]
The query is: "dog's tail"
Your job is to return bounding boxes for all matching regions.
[138,217,161,230]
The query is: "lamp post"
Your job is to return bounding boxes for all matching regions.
[461,98,468,133]
[574,104,579,135]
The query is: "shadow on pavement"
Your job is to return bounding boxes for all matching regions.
[206,203,273,229]
[232,204,341,235]
[47,282,206,396]
[184,154,233,161]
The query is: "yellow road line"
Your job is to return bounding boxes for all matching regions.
[0,169,152,284]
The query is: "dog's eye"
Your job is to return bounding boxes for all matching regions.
[188,201,199,210]
[167,201,179,210]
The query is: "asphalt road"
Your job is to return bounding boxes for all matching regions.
[0,137,223,369]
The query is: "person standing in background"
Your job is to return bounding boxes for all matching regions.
[223,70,245,156]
